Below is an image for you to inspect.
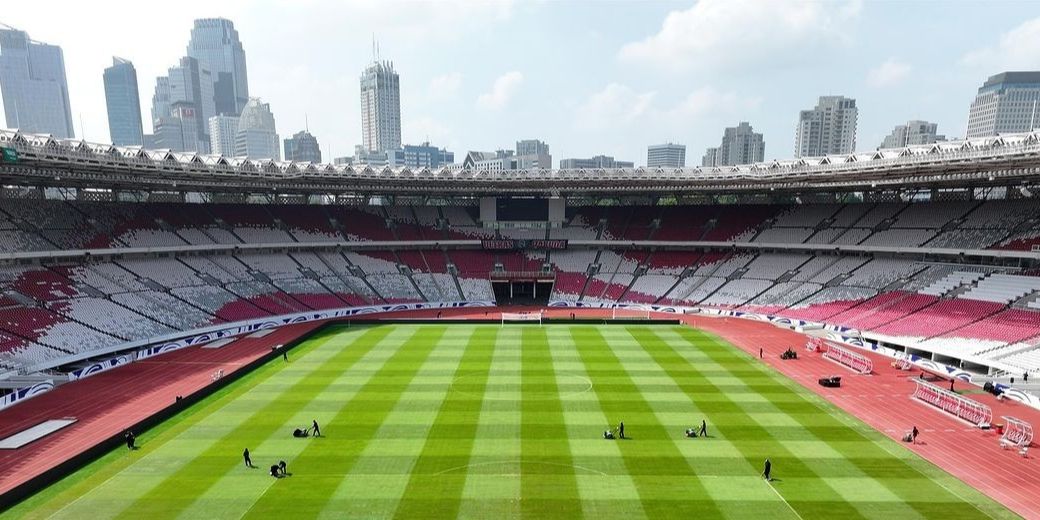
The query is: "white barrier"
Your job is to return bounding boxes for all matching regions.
[1000,416,1033,449]
[824,343,873,374]
[912,379,993,427]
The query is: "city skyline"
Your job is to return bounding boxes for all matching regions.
[1,1,1040,164]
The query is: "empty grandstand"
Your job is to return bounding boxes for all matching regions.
[0,127,1036,395]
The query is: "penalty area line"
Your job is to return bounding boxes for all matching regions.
[766,479,805,520]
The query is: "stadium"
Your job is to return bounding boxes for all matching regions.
[0,126,1036,519]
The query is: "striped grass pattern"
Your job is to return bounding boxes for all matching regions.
[5,324,1016,519]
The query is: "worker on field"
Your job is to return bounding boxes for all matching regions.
[279,460,287,475]
[243,448,253,468]
[312,419,321,437]
[763,458,772,481]
[618,421,625,439]
[699,419,707,438]
[912,426,919,444]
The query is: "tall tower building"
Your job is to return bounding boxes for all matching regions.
[284,130,321,163]
[208,115,239,156]
[647,143,686,168]
[703,122,764,167]
[0,25,74,138]
[235,97,279,160]
[966,72,1040,138]
[103,57,144,146]
[880,120,944,148]
[187,18,249,116]
[151,56,213,152]
[794,96,857,157]
[360,60,401,153]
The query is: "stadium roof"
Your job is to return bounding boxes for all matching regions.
[2,128,1040,197]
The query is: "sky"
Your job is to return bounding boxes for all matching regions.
[3,0,1040,166]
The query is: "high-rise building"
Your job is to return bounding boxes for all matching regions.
[283,130,321,163]
[187,18,249,116]
[701,148,718,168]
[515,139,552,169]
[154,101,201,153]
[966,71,1040,138]
[647,143,686,168]
[208,115,239,156]
[794,96,857,157]
[360,60,401,153]
[880,120,945,148]
[151,56,213,152]
[103,57,143,146]
[388,142,454,168]
[235,97,279,160]
[559,155,633,169]
[703,122,764,167]
[0,25,74,138]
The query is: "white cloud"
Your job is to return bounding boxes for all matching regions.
[403,116,456,150]
[574,83,656,129]
[962,17,1040,70]
[618,0,861,72]
[675,86,762,118]
[575,83,760,137]
[867,58,912,88]
[477,71,524,110]
[428,72,463,98]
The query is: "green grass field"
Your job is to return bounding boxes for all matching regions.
[4,324,1017,519]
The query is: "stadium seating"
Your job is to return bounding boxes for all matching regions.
[0,197,1037,376]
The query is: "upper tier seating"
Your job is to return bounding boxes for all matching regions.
[958,274,1040,304]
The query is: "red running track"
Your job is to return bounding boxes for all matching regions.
[676,314,1040,520]
[1,308,1039,518]
[0,321,321,499]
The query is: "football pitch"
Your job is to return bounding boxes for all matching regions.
[4,323,1017,519]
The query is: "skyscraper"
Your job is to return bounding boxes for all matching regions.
[703,122,764,167]
[235,97,279,160]
[515,139,552,169]
[284,130,321,163]
[794,96,857,157]
[647,143,686,168]
[208,115,239,156]
[187,18,249,116]
[966,71,1040,138]
[103,57,144,146]
[880,120,944,148]
[0,25,74,138]
[151,56,213,152]
[360,60,401,153]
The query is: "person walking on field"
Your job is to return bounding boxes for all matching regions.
[699,419,707,437]
[763,458,772,481]
[618,421,625,439]
[243,448,253,468]
[312,419,321,437]
[912,426,919,444]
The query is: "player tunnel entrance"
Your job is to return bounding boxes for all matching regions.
[491,273,554,305]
